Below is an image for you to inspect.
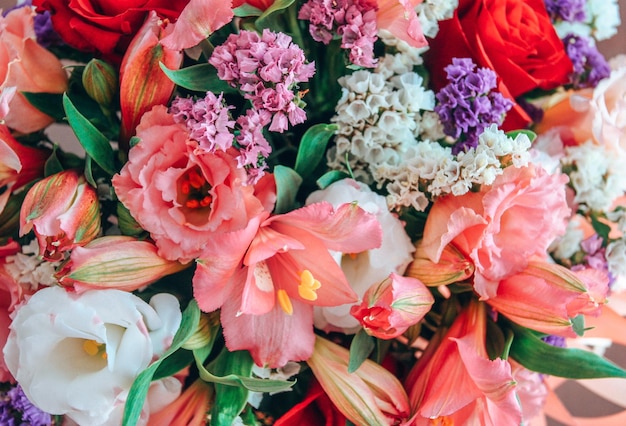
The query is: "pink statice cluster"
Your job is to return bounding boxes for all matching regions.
[170,93,271,183]
[299,0,378,68]
[209,29,315,133]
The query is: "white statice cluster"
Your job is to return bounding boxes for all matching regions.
[607,238,626,291]
[376,125,532,211]
[561,141,626,212]
[554,0,621,42]
[326,53,438,184]
[4,239,60,290]
[549,219,586,261]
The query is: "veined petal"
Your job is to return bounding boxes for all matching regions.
[376,0,427,48]
[406,241,475,286]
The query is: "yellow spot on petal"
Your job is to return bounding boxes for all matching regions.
[277,289,293,315]
[298,270,321,301]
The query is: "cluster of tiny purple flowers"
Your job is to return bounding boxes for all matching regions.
[434,58,512,154]
[543,0,587,23]
[0,385,51,426]
[563,34,611,89]
[298,0,378,68]
[209,29,315,133]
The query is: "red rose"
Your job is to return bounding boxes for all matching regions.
[274,380,347,426]
[425,0,572,130]
[32,0,189,63]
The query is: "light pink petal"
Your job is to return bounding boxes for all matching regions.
[161,0,234,51]
[221,295,315,368]
[239,261,276,316]
[376,0,427,48]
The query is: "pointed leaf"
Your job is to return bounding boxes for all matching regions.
[22,92,65,120]
[509,322,626,379]
[348,329,376,373]
[273,165,302,214]
[44,145,64,176]
[208,349,253,426]
[505,129,536,143]
[316,170,350,189]
[255,0,296,29]
[294,123,338,179]
[122,300,201,426]
[159,62,237,93]
[62,93,116,175]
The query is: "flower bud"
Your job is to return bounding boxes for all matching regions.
[406,241,474,286]
[19,169,100,261]
[55,235,188,292]
[350,272,434,339]
[82,59,118,107]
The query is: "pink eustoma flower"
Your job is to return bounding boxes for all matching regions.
[119,11,183,149]
[193,201,382,367]
[407,301,522,425]
[19,170,101,261]
[350,272,434,339]
[112,105,275,264]
[421,164,570,300]
[56,236,188,293]
[0,125,49,215]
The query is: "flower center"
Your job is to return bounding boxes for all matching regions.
[82,339,107,359]
[178,167,212,209]
[298,269,321,301]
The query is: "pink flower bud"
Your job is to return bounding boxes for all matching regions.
[350,272,434,339]
[406,242,475,287]
[56,236,187,292]
[119,11,183,150]
[20,170,100,261]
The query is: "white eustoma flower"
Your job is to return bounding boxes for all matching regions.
[306,179,415,333]
[3,286,182,426]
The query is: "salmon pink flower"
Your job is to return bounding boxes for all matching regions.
[406,241,475,287]
[307,335,411,425]
[147,379,212,426]
[421,163,570,300]
[19,170,101,261]
[407,301,522,425]
[55,236,188,293]
[112,105,275,264]
[193,201,382,367]
[0,125,49,215]
[350,272,434,339]
[119,11,183,148]
[375,0,427,48]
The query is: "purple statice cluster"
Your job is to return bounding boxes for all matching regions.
[3,1,64,48]
[572,234,616,287]
[170,93,272,184]
[544,0,587,22]
[298,0,378,68]
[563,34,611,89]
[0,385,51,426]
[434,58,513,154]
[209,29,315,133]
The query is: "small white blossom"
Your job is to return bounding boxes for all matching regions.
[4,239,60,290]
[550,220,586,261]
[607,239,626,291]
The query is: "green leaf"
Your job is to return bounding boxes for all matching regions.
[208,349,253,426]
[509,322,626,379]
[62,93,117,175]
[22,92,65,121]
[122,300,201,426]
[506,129,537,143]
[233,4,263,17]
[193,349,295,393]
[44,145,64,176]
[256,0,295,29]
[273,165,302,214]
[571,314,586,337]
[153,348,194,380]
[294,123,338,179]
[159,63,237,94]
[116,202,145,237]
[590,212,611,243]
[316,170,349,189]
[348,329,375,373]
[84,155,97,187]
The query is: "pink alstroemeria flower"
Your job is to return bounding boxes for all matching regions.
[376,0,427,48]
[193,201,382,367]
[350,272,434,339]
[119,11,183,149]
[407,301,522,425]
[19,170,101,261]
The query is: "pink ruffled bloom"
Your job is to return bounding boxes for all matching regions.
[0,240,23,382]
[19,169,101,261]
[0,124,49,215]
[407,301,522,425]
[421,164,571,300]
[112,105,274,264]
[350,272,434,339]
[193,202,382,367]
[0,6,68,134]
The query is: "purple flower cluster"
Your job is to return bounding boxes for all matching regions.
[170,93,272,184]
[572,234,616,287]
[544,0,587,23]
[0,385,51,426]
[434,58,513,154]
[209,29,315,133]
[298,0,378,68]
[563,34,611,89]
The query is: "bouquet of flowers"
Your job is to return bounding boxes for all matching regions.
[1,0,626,424]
